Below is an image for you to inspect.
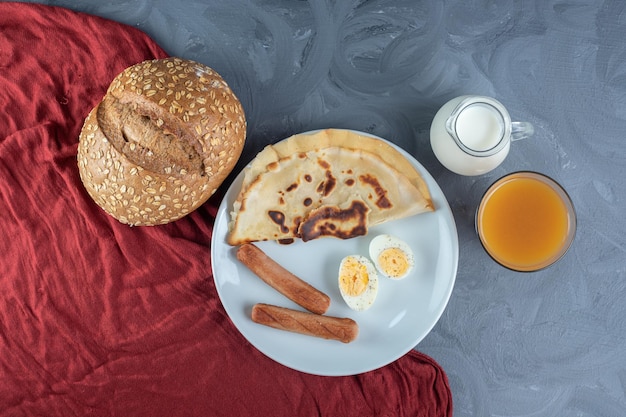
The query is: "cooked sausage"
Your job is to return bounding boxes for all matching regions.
[236,243,331,315]
[251,303,358,343]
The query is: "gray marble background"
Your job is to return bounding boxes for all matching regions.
[17,0,626,415]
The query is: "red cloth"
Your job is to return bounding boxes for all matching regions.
[0,3,453,416]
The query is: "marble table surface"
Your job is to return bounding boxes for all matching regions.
[18,0,626,415]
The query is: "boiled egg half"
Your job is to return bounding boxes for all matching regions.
[369,234,415,279]
[338,255,379,311]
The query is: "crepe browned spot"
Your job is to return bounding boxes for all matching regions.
[226,129,434,245]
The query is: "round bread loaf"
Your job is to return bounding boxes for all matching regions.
[77,57,246,226]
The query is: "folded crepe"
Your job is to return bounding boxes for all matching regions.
[227,129,434,245]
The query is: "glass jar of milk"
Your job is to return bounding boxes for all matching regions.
[430,96,534,176]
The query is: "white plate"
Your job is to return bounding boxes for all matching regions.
[211,130,458,376]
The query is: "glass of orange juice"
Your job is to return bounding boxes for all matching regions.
[476,171,576,272]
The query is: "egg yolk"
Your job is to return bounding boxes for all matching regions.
[378,247,409,278]
[339,257,369,296]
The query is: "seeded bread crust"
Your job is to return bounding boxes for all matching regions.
[77,57,246,226]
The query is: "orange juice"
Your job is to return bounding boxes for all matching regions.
[476,172,576,271]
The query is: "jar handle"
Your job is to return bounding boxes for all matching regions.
[511,121,534,141]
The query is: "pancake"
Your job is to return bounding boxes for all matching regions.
[227,129,433,245]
